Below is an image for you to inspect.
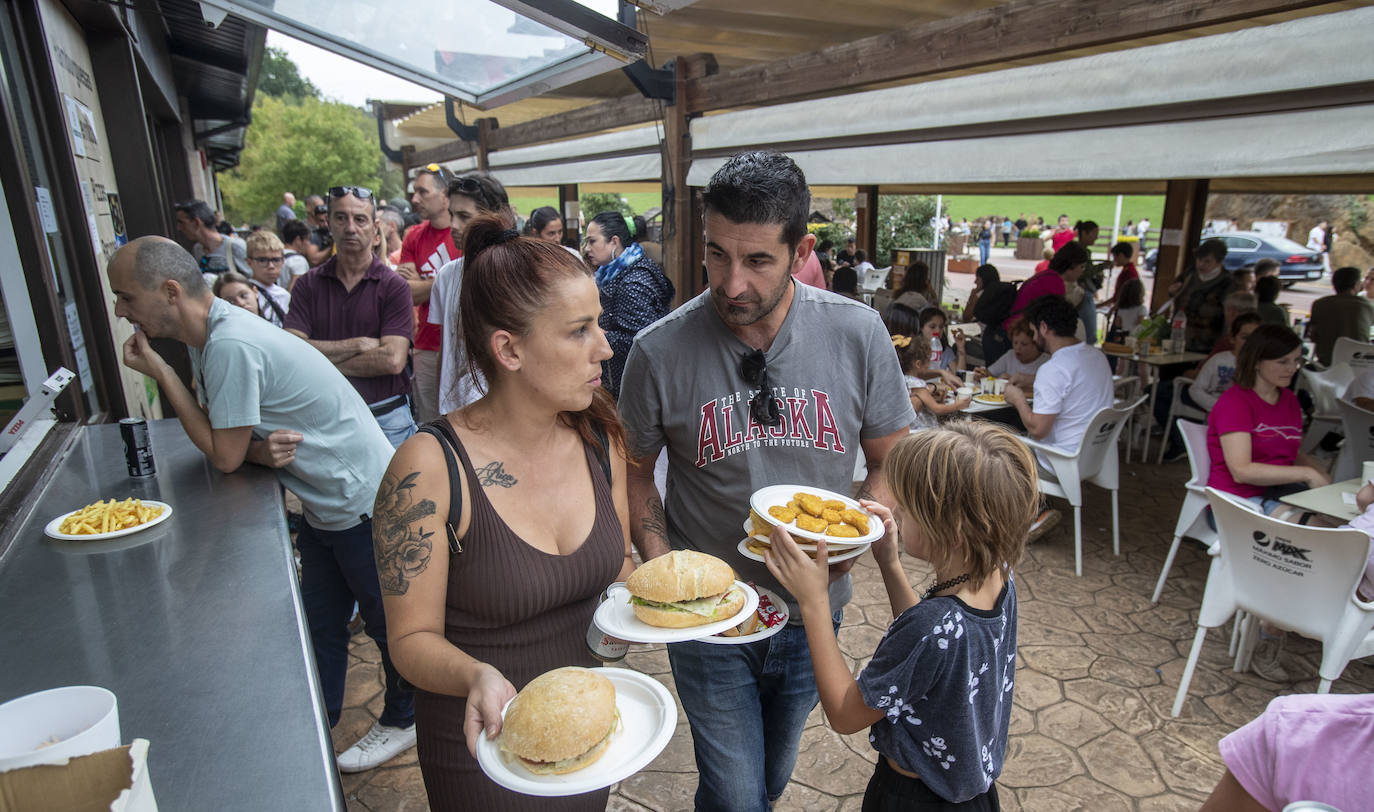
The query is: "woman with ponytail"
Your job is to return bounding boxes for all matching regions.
[583,211,674,398]
[372,213,633,810]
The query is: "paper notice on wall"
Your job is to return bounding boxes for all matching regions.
[1160,228,1183,247]
[35,187,58,233]
[79,180,100,258]
[64,302,93,391]
[64,94,84,157]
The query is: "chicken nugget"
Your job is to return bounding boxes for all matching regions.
[826,523,861,538]
[823,499,846,511]
[786,499,801,512]
[795,492,825,517]
[821,508,843,524]
[749,511,772,537]
[840,509,871,535]
[795,513,828,533]
[746,539,771,557]
[768,505,798,523]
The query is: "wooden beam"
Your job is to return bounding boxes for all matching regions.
[684,0,1337,112]
[1151,179,1210,311]
[476,118,495,171]
[855,186,878,268]
[410,139,476,168]
[661,57,695,309]
[558,184,581,246]
[486,94,662,151]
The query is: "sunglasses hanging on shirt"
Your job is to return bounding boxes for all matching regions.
[740,348,782,428]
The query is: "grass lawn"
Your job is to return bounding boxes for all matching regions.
[939,195,1166,233]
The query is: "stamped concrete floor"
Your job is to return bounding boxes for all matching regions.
[332,458,1374,811]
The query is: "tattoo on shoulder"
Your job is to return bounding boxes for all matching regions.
[373,471,437,596]
[642,496,667,540]
[475,460,518,488]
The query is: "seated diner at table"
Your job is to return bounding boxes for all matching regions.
[1206,323,1330,516]
[1155,313,1262,463]
[977,318,1048,389]
[1004,241,1089,335]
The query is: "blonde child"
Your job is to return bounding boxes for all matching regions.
[895,335,971,431]
[766,423,1038,810]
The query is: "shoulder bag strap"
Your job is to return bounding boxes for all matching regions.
[417,423,465,554]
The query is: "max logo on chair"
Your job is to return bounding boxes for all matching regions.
[1252,531,1312,562]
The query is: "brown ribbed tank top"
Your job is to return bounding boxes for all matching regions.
[414,419,622,811]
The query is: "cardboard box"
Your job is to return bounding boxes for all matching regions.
[0,739,156,812]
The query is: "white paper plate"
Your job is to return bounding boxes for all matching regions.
[736,537,870,565]
[971,394,1007,405]
[476,668,676,797]
[593,581,759,644]
[748,484,882,544]
[739,519,864,550]
[700,586,789,645]
[44,500,173,541]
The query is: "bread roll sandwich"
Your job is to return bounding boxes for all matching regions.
[625,550,746,628]
[500,667,618,775]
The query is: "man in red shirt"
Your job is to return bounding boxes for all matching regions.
[397,165,458,424]
[1050,214,1076,252]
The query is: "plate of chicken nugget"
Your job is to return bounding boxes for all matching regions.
[748,485,883,545]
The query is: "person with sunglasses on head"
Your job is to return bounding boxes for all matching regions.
[285,186,417,449]
[397,165,460,425]
[106,236,415,778]
[618,151,914,812]
[584,211,674,399]
[426,172,512,417]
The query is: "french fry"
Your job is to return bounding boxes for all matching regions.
[58,498,162,536]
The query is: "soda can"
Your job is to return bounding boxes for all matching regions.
[120,417,155,477]
[586,584,629,663]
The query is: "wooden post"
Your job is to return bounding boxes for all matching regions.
[1151,179,1211,310]
[558,184,581,247]
[662,56,694,308]
[855,186,879,265]
[476,118,495,171]
[400,145,415,185]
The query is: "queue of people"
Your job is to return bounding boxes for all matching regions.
[119,152,1373,812]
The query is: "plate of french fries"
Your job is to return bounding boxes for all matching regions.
[44,498,172,541]
[747,485,882,544]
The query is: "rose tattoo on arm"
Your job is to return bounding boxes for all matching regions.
[373,470,438,596]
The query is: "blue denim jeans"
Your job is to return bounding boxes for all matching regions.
[371,397,417,449]
[296,518,414,729]
[668,609,843,811]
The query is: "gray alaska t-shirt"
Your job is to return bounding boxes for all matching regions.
[619,283,915,618]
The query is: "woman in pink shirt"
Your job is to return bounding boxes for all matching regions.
[1004,241,1088,331]
[1206,324,1330,515]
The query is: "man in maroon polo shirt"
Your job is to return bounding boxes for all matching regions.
[285,186,416,447]
[395,165,456,425]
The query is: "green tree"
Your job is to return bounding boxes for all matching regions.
[580,191,635,222]
[220,95,382,226]
[877,195,937,260]
[257,47,320,100]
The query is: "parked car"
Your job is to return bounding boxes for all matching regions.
[1141,231,1323,287]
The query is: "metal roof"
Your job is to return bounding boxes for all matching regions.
[157,0,265,170]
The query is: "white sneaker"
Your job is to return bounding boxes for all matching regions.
[337,721,417,773]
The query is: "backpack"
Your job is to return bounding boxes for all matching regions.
[974,280,1019,327]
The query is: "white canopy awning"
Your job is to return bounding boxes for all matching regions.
[687,7,1374,186]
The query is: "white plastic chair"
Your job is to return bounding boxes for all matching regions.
[1156,377,1207,464]
[1020,395,1147,576]
[1171,488,1374,717]
[1331,337,1374,370]
[1334,398,1374,482]
[1151,420,1216,602]
[1112,375,1144,462]
[1299,364,1355,453]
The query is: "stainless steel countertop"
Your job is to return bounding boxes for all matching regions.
[0,420,344,810]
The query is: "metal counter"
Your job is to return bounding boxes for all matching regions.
[0,420,344,810]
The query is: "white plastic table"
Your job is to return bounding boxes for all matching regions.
[1102,349,1208,461]
[1280,478,1364,523]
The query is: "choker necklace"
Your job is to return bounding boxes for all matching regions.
[921,573,970,600]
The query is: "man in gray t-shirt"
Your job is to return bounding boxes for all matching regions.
[107,236,416,774]
[619,152,913,810]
